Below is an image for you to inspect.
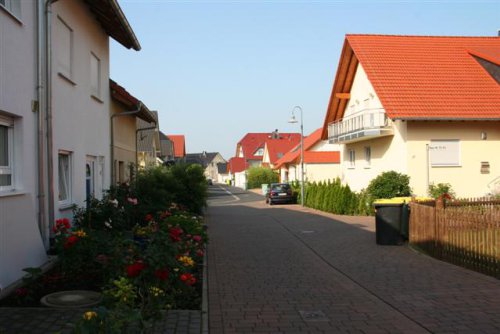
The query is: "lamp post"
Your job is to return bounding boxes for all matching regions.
[289,106,304,206]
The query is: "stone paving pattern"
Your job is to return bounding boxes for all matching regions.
[207,186,500,333]
[0,308,201,333]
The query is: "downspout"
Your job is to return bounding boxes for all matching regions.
[36,0,46,243]
[136,122,157,170]
[45,0,57,250]
[110,102,142,184]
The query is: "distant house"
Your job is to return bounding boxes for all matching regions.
[261,132,301,169]
[275,128,341,183]
[168,135,186,162]
[110,79,156,183]
[159,132,175,163]
[322,34,500,197]
[186,152,226,181]
[137,111,160,169]
[228,157,247,188]
[235,131,301,168]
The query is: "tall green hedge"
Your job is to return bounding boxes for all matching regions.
[293,178,373,216]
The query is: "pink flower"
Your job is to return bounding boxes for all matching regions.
[192,235,202,243]
[127,197,138,205]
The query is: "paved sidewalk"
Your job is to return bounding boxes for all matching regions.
[0,308,201,333]
[207,187,500,333]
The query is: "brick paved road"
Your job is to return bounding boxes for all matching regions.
[207,185,500,334]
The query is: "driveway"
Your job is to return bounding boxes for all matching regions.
[206,184,500,334]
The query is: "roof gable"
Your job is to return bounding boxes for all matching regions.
[322,35,500,138]
[168,135,186,158]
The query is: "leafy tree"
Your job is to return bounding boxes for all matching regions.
[428,182,455,199]
[246,166,279,189]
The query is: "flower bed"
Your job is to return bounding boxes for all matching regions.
[0,165,208,332]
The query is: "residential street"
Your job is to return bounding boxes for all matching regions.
[206,184,500,334]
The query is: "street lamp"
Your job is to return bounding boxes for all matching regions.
[289,106,304,206]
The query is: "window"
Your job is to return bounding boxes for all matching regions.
[58,151,72,205]
[0,0,21,18]
[364,146,371,167]
[90,53,101,98]
[254,148,264,156]
[348,149,355,168]
[429,140,460,167]
[0,116,14,191]
[56,16,73,80]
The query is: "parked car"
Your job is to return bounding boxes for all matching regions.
[207,178,213,185]
[265,183,294,205]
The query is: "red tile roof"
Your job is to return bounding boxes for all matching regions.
[265,136,302,165]
[274,128,323,168]
[168,135,186,158]
[236,133,301,161]
[110,79,156,123]
[303,151,340,164]
[322,35,500,136]
[228,157,246,173]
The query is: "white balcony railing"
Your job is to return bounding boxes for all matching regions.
[328,109,393,143]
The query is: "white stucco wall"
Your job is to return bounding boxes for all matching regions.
[407,121,500,197]
[340,64,408,192]
[51,0,110,220]
[0,2,47,292]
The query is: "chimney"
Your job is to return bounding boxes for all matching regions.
[498,29,500,37]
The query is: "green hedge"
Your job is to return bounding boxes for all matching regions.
[247,166,278,189]
[294,178,373,216]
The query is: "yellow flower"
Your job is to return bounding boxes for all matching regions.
[149,286,164,297]
[178,256,195,267]
[74,230,87,238]
[83,311,97,321]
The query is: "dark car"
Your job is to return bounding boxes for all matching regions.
[265,183,294,205]
[207,178,213,185]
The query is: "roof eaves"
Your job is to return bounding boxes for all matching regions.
[84,0,141,51]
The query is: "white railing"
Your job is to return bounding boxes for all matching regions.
[328,109,392,143]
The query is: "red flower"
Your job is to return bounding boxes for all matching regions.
[196,249,204,257]
[126,261,146,278]
[169,227,183,242]
[192,235,202,243]
[63,235,79,249]
[145,214,154,222]
[154,268,169,281]
[180,273,196,286]
[53,218,71,233]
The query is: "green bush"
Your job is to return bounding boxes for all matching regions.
[247,166,278,189]
[428,182,455,199]
[367,170,411,200]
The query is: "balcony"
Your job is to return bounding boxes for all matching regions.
[328,109,393,144]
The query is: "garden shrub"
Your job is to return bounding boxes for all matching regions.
[367,170,411,200]
[428,182,455,199]
[247,166,278,189]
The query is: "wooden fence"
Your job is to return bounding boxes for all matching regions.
[409,198,500,278]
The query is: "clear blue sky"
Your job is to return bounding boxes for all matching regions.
[110,0,500,160]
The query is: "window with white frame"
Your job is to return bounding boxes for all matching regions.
[90,52,101,98]
[0,115,14,191]
[58,151,72,204]
[429,140,460,167]
[364,146,371,167]
[56,16,73,80]
[0,0,21,18]
[348,149,355,168]
[254,148,264,156]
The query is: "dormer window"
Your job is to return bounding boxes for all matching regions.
[254,148,264,156]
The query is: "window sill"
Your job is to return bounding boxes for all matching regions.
[347,167,355,170]
[431,165,462,168]
[58,72,77,86]
[59,203,75,211]
[0,189,27,198]
[0,6,23,25]
[91,94,104,104]
[364,166,371,169]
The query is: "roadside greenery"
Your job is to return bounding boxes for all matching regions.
[247,166,278,189]
[428,182,455,199]
[292,178,373,216]
[2,164,208,333]
[366,170,411,200]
